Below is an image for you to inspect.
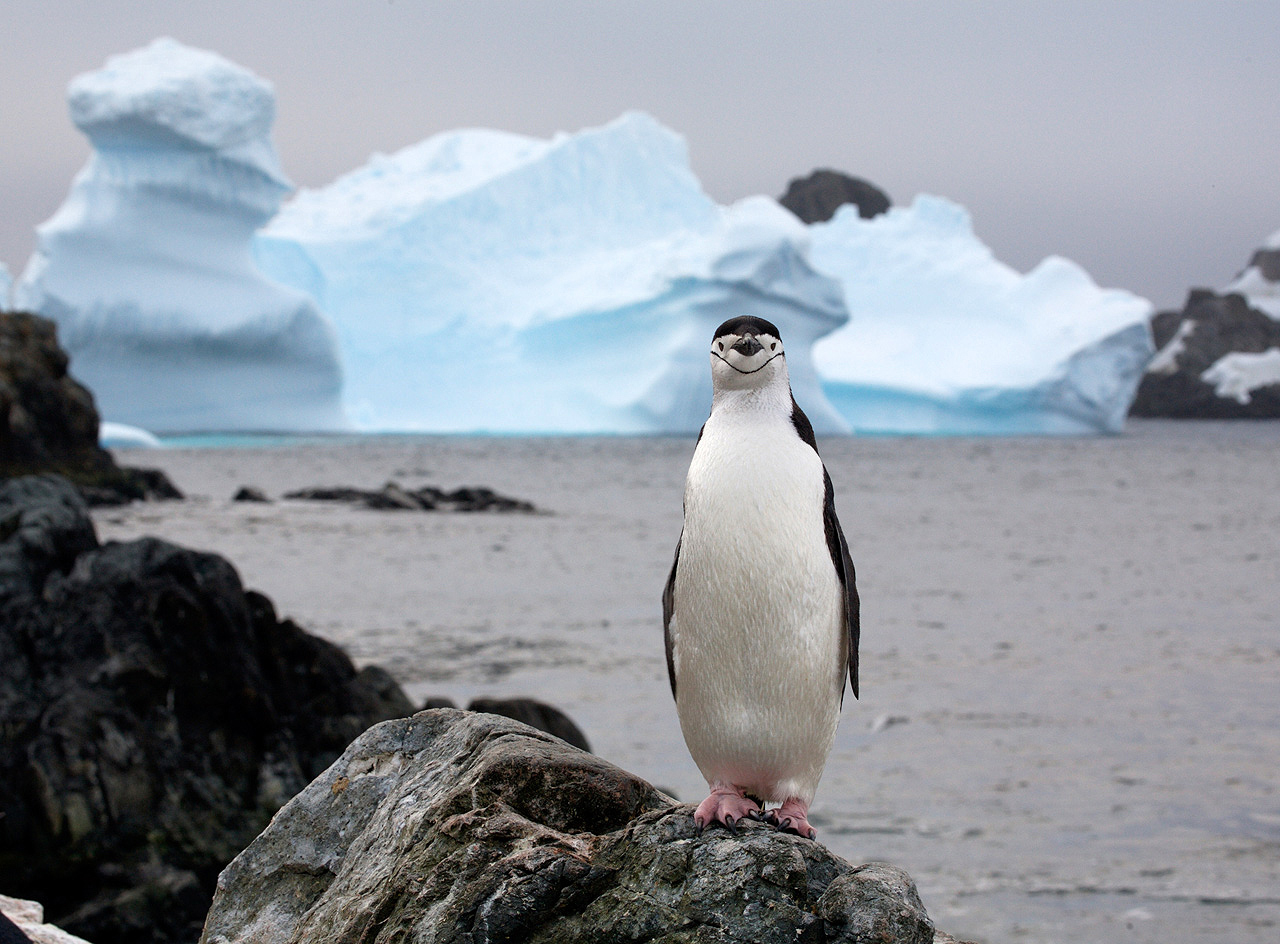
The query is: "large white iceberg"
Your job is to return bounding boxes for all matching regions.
[255,112,849,433]
[810,196,1155,434]
[14,38,347,433]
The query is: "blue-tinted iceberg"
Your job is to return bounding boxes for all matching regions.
[810,196,1155,434]
[14,38,347,433]
[255,112,849,433]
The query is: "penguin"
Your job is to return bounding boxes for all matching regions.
[663,314,859,840]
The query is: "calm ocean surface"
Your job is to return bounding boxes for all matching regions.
[96,420,1280,944]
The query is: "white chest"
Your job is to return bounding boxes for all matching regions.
[677,412,836,638]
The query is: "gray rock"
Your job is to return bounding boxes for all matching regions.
[201,710,952,944]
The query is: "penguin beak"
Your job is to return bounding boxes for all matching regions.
[732,335,763,357]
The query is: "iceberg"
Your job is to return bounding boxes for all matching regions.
[100,421,163,449]
[255,112,849,433]
[810,196,1155,434]
[13,38,347,434]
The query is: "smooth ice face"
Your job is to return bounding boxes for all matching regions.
[255,112,849,434]
[14,39,346,433]
[810,196,1156,434]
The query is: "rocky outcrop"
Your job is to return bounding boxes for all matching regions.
[201,709,956,944]
[0,475,416,944]
[779,170,891,224]
[283,482,537,512]
[1130,289,1280,417]
[0,312,179,504]
[1,895,92,944]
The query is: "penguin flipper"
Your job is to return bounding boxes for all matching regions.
[823,468,860,701]
[662,533,681,700]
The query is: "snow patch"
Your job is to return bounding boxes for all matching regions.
[1147,320,1195,374]
[1201,348,1280,404]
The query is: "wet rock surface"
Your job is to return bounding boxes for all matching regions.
[201,709,956,944]
[0,312,180,504]
[283,481,537,512]
[0,475,416,944]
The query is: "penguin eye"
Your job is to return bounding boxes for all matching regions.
[770,342,777,351]
[717,341,724,352]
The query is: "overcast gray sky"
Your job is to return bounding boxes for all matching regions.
[2,1,1277,311]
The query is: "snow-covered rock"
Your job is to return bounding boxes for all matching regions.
[14,38,347,434]
[810,196,1155,434]
[1224,227,1280,319]
[255,112,849,433]
[1132,228,1280,419]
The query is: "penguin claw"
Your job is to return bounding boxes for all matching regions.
[764,799,817,840]
[692,784,761,836]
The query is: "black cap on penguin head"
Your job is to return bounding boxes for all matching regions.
[713,316,782,342]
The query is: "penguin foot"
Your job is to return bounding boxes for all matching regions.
[693,783,761,835]
[764,798,817,840]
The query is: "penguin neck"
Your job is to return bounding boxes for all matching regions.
[710,368,794,421]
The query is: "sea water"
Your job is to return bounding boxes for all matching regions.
[96,420,1280,943]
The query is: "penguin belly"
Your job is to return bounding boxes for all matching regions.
[672,415,846,805]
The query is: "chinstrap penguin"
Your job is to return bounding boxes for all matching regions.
[663,315,859,840]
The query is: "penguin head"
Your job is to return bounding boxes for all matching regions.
[710,316,786,391]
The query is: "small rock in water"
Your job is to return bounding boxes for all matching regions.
[232,486,270,503]
[283,480,537,513]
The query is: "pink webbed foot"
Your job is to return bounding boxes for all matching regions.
[765,797,817,840]
[692,782,761,834]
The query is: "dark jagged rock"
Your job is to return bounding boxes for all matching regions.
[231,486,270,503]
[467,697,591,752]
[0,475,415,944]
[0,312,181,504]
[418,696,592,751]
[284,481,537,513]
[779,169,892,224]
[200,710,961,944]
[1131,289,1280,418]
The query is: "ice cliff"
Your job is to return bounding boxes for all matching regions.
[255,112,848,433]
[13,38,347,434]
[810,197,1155,434]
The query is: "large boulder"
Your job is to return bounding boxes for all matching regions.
[0,475,416,944]
[201,709,957,944]
[0,312,179,503]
